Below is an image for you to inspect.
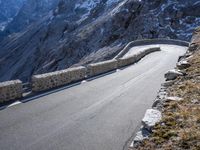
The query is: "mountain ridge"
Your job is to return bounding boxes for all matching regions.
[0,0,200,82]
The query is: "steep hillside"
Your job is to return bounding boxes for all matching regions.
[0,0,59,38]
[0,0,25,31]
[0,0,200,82]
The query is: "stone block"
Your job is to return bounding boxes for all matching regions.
[0,80,23,103]
[32,66,87,92]
[87,59,118,77]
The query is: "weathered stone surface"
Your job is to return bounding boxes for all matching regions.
[0,80,23,103]
[32,66,87,92]
[164,69,183,80]
[177,60,191,69]
[142,109,162,131]
[87,59,118,77]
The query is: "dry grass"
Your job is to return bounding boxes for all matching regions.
[137,48,200,149]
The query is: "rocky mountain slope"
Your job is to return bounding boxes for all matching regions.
[0,0,25,31]
[0,0,59,39]
[0,0,200,82]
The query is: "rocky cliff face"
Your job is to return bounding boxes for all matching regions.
[0,0,200,82]
[0,0,59,38]
[0,0,25,31]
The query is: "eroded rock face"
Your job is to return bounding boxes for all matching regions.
[0,0,200,82]
[0,0,59,38]
[0,0,25,21]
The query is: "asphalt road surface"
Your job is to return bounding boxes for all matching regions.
[0,44,187,150]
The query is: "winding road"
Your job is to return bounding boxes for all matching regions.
[0,44,187,150]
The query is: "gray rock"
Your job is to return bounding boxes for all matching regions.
[152,99,162,109]
[191,99,199,104]
[142,109,162,131]
[164,69,183,80]
[131,128,151,148]
[178,52,193,62]
[177,60,191,69]
[165,96,183,102]
[162,80,175,87]
[188,43,198,52]
[157,91,167,100]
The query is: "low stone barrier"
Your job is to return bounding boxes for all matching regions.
[87,59,118,77]
[117,47,161,68]
[0,39,188,102]
[32,66,87,92]
[0,80,23,103]
[115,39,189,59]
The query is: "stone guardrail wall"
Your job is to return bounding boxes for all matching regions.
[87,59,118,77]
[0,39,189,103]
[0,80,23,103]
[115,39,189,59]
[32,66,87,92]
[117,47,161,68]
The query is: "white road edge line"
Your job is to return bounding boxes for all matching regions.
[81,80,87,83]
[8,101,22,108]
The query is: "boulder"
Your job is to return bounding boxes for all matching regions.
[164,69,183,80]
[177,60,191,69]
[142,109,162,131]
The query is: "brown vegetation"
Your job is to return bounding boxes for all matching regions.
[137,32,200,150]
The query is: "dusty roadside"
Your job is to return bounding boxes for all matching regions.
[134,27,200,150]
